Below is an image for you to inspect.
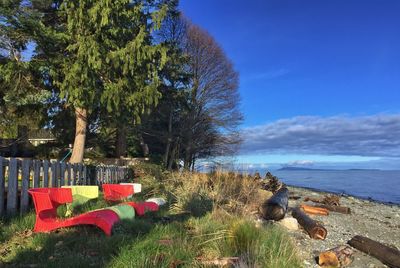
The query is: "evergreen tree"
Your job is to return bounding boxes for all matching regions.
[28,0,170,162]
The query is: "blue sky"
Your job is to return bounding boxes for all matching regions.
[180,0,400,169]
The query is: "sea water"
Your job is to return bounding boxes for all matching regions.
[264,169,400,204]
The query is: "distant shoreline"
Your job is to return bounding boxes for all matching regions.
[277,167,382,171]
[287,184,400,207]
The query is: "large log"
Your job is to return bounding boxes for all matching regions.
[348,235,400,268]
[304,195,340,206]
[315,204,351,214]
[318,245,354,267]
[260,187,289,221]
[292,207,327,240]
[300,204,329,216]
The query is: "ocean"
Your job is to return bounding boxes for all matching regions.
[262,169,400,205]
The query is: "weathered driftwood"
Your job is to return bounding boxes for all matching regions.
[262,172,285,193]
[315,204,351,214]
[260,187,289,221]
[318,245,354,267]
[300,204,329,216]
[292,207,327,240]
[348,235,400,268]
[304,195,340,206]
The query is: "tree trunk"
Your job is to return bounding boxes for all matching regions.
[292,207,327,240]
[70,107,87,163]
[138,133,149,157]
[167,138,179,170]
[115,123,127,158]
[348,235,400,268]
[184,144,192,170]
[191,155,196,171]
[163,110,173,167]
[260,187,289,221]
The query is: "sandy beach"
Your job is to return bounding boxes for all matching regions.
[281,186,400,268]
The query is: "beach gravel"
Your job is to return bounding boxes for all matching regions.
[266,186,400,268]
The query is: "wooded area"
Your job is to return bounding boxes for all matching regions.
[0,0,242,169]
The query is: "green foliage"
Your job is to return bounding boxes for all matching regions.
[52,0,169,118]
[0,1,49,137]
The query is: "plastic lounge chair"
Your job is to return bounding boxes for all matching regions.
[146,197,166,206]
[120,183,142,193]
[105,204,136,220]
[61,185,99,216]
[102,184,134,201]
[123,201,159,216]
[28,188,120,236]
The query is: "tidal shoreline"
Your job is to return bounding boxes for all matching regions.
[285,184,400,207]
[283,186,400,268]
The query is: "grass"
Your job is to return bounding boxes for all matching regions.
[0,163,302,267]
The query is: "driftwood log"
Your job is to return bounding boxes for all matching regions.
[348,235,400,268]
[304,195,340,206]
[315,204,351,214]
[292,207,327,240]
[260,187,289,221]
[300,204,329,216]
[318,245,354,267]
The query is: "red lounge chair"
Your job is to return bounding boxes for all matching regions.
[28,188,120,236]
[123,201,159,216]
[102,184,134,201]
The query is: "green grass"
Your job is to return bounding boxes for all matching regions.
[0,166,302,267]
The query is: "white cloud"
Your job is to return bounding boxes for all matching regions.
[240,114,400,157]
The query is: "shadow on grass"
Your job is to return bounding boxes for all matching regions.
[4,214,158,267]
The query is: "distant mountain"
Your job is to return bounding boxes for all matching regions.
[346,168,381,171]
[278,167,324,171]
[278,167,381,171]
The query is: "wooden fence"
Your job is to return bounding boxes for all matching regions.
[0,157,132,216]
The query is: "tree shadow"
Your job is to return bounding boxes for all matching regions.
[5,215,158,267]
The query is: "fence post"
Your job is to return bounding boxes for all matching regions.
[73,164,78,185]
[78,164,83,184]
[6,158,18,216]
[83,165,87,185]
[20,159,31,214]
[33,160,40,188]
[43,160,49,187]
[100,166,104,184]
[0,157,5,216]
[67,163,72,185]
[51,161,57,187]
[60,162,66,186]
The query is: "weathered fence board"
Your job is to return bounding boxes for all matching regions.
[78,164,83,184]
[60,162,66,186]
[33,160,40,188]
[0,157,5,216]
[6,158,18,216]
[1,157,131,216]
[73,164,78,185]
[20,159,31,214]
[67,163,72,185]
[43,160,49,187]
[51,161,57,187]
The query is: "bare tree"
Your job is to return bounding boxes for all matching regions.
[140,16,242,170]
[181,22,243,169]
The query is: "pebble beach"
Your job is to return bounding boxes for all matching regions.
[281,186,400,268]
